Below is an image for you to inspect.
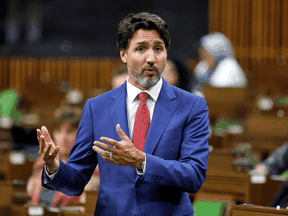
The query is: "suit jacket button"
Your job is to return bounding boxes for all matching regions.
[136,180,141,188]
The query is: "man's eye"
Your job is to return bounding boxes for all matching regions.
[155,47,162,52]
[137,47,144,52]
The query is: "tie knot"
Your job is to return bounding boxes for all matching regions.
[138,92,149,102]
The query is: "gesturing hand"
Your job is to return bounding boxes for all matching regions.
[37,126,60,174]
[92,124,145,169]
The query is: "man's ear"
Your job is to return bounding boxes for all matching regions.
[120,49,127,64]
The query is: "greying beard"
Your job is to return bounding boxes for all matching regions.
[128,67,163,88]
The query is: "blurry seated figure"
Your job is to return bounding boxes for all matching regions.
[254,139,288,176]
[162,58,192,91]
[162,59,179,86]
[192,32,248,96]
[111,65,128,89]
[27,110,100,208]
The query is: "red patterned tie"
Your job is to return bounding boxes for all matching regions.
[132,92,150,151]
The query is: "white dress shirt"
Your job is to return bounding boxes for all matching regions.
[126,77,162,175]
[126,77,162,139]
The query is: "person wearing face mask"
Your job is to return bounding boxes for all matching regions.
[191,32,248,97]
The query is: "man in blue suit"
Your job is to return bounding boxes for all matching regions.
[38,12,209,216]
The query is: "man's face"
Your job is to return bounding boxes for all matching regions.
[120,29,167,90]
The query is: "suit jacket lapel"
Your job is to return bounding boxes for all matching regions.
[107,82,130,140]
[144,80,177,154]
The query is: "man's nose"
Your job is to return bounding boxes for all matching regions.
[146,50,156,64]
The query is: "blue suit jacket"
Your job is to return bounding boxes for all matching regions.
[42,79,210,216]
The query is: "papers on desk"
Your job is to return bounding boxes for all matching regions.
[28,206,44,215]
[249,169,267,183]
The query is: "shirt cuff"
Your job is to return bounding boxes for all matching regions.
[136,153,146,176]
[43,164,58,183]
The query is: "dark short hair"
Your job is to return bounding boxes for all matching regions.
[117,12,170,51]
[112,65,128,77]
[52,109,81,133]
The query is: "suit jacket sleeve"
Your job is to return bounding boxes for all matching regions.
[142,96,209,193]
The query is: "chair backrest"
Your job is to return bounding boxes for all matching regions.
[203,87,249,121]
[250,62,288,95]
[246,114,288,137]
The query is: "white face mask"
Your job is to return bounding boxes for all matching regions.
[194,61,209,77]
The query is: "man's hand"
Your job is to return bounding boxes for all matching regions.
[92,124,145,169]
[37,126,60,174]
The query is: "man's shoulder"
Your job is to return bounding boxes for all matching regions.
[88,86,125,104]
[169,84,203,102]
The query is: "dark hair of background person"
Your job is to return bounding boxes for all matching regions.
[110,65,128,89]
[169,57,193,92]
[117,12,170,51]
[52,110,81,133]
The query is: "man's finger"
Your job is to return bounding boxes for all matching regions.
[99,137,121,148]
[41,126,54,144]
[93,141,115,152]
[50,146,60,159]
[39,135,45,155]
[92,145,111,157]
[116,124,129,141]
[43,143,52,161]
[36,129,41,142]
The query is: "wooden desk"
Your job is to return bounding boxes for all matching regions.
[203,87,250,121]
[84,190,98,214]
[60,210,93,216]
[0,150,34,182]
[231,204,288,216]
[192,148,284,206]
[0,205,27,216]
[230,133,288,155]
[0,181,31,206]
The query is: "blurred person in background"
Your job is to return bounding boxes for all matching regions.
[162,58,192,91]
[254,139,288,176]
[27,109,100,208]
[191,32,248,96]
[253,139,288,208]
[111,65,128,89]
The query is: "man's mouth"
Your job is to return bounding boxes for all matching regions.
[145,69,156,76]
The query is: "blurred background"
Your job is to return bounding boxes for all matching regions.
[0,0,288,216]
[0,0,208,57]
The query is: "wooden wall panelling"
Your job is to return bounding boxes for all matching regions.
[69,58,81,90]
[0,58,9,91]
[274,0,282,60]
[79,59,87,92]
[282,0,288,57]
[262,0,269,59]
[243,0,252,71]
[97,58,120,92]
[86,58,99,93]
[208,0,216,32]
[251,0,259,60]
[56,57,69,81]
[233,0,240,58]
[269,0,276,60]
[226,0,233,40]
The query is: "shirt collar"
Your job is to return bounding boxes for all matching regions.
[127,77,163,104]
